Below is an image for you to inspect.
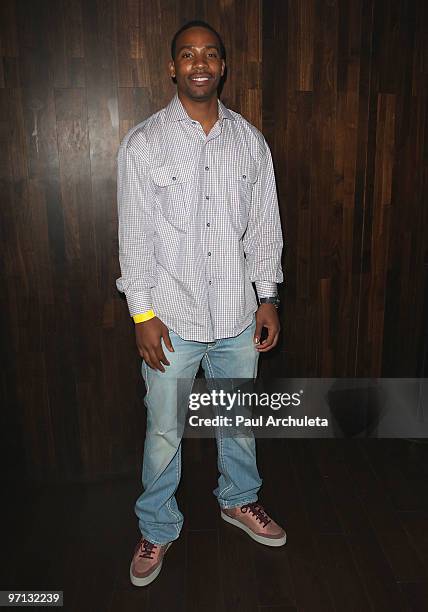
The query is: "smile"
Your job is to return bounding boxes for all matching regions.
[190,75,211,82]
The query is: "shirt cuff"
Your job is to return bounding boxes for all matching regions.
[125,293,154,317]
[255,281,278,299]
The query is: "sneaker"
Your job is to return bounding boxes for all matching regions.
[221,502,287,547]
[130,536,172,586]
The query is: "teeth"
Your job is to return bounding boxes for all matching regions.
[192,77,209,81]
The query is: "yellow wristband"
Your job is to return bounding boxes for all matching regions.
[132,310,156,324]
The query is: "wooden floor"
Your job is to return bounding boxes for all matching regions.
[2,439,428,612]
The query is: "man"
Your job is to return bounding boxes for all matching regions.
[116,20,286,588]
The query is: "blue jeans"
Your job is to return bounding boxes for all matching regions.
[135,314,262,545]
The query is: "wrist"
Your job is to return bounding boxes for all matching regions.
[132,309,156,323]
[259,296,280,309]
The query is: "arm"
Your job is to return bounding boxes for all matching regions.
[243,140,284,350]
[116,140,173,370]
[116,142,157,315]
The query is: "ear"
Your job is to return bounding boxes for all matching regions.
[168,59,176,79]
[220,59,225,77]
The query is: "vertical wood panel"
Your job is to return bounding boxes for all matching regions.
[4,0,81,479]
[116,0,148,87]
[363,93,395,374]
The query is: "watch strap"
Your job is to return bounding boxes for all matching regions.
[259,296,280,308]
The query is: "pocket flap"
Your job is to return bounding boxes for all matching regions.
[238,162,258,184]
[151,165,193,186]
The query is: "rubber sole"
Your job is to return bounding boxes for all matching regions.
[221,511,287,547]
[130,542,173,587]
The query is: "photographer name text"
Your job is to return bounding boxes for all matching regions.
[188,415,328,428]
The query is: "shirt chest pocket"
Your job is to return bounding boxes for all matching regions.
[151,165,194,232]
[227,164,258,237]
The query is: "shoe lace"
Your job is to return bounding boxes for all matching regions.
[138,538,157,560]
[241,502,271,528]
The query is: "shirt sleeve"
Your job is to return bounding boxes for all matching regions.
[243,139,284,299]
[115,141,157,316]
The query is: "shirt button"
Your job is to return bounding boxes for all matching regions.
[209,281,212,285]
[206,222,210,227]
[192,121,196,125]
[172,176,176,181]
[242,174,246,179]
[208,251,211,256]
[205,195,209,200]
[205,166,209,171]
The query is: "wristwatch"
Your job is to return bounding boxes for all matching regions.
[259,296,280,309]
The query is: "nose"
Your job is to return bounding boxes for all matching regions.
[192,53,209,70]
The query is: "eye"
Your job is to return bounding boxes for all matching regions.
[207,52,218,58]
[181,52,192,58]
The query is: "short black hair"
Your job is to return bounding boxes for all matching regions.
[171,20,226,60]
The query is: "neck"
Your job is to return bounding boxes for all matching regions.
[177,92,219,124]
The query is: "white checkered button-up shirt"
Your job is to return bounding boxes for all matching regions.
[116,93,284,342]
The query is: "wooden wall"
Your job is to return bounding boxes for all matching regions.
[1,0,427,482]
[263,0,428,378]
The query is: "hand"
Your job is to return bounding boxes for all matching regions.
[135,317,174,372]
[254,304,281,352]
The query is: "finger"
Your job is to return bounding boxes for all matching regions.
[156,345,170,367]
[147,348,165,372]
[259,326,275,344]
[141,347,156,366]
[271,330,280,348]
[257,327,275,350]
[257,329,280,352]
[254,320,263,345]
[144,357,155,370]
[265,331,280,351]
[144,354,156,370]
[162,330,175,352]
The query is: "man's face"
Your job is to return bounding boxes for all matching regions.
[169,27,225,102]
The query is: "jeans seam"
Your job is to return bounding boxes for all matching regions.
[143,360,150,395]
[166,365,198,538]
[166,498,181,537]
[203,352,234,500]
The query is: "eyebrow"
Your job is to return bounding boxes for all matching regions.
[177,44,220,53]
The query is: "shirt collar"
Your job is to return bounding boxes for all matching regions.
[164,92,235,123]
